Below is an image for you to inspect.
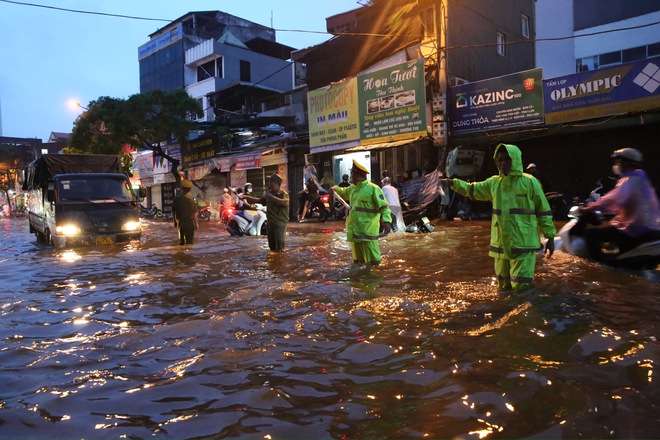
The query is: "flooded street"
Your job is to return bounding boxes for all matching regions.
[1,216,659,439]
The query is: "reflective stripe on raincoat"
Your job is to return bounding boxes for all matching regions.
[452,144,556,259]
[334,180,392,242]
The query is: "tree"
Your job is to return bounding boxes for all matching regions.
[70,89,203,181]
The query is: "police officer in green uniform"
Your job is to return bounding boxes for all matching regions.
[172,179,198,245]
[331,160,392,266]
[245,173,289,251]
[442,144,555,291]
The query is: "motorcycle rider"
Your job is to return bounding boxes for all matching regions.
[338,174,350,188]
[298,176,321,222]
[580,148,660,261]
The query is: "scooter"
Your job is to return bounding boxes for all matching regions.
[139,203,163,219]
[302,189,330,222]
[400,196,434,233]
[555,206,660,270]
[197,204,211,221]
[226,204,268,236]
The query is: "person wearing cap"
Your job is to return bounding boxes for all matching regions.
[581,148,660,261]
[525,163,547,191]
[244,173,289,251]
[440,143,556,292]
[172,179,199,245]
[330,159,392,266]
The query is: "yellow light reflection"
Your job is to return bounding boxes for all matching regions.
[59,250,82,263]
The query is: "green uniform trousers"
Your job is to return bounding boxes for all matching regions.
[177,220,195,245]
[267,222,286,251]
[494,252,536,292]
[351,240,381,265]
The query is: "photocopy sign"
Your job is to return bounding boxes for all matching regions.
[449,68,544,135]
[308,77,360,152]
[359,58,427,145]
[544,57,660,124]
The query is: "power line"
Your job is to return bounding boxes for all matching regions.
[2,0,658,47]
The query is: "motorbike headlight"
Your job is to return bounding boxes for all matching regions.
[122,221,141,232]
[56,224,81,236]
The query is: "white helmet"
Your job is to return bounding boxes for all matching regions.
[611,148,642,163]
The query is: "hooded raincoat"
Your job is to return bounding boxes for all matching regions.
[452,144,556,289]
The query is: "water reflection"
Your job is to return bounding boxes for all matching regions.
[0,218,658,438]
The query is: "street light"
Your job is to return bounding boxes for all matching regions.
[68,99,88,111]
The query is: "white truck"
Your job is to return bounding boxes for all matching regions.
[24,154,141,247]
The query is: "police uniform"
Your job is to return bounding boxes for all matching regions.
[452,144,556,291]
[334,160,392,265]
[172,180,198,245]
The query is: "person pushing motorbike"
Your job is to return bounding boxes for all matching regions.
[441,143,555,292]
[330,160,392,266]
[579,148,660,262]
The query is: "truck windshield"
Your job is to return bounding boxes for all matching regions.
[57,177,134,203]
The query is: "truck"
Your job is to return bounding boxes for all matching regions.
[23,154,141,247]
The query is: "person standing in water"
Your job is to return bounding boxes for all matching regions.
[441,143,555,292]
[330,160,392,266]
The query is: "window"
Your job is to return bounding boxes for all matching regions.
[497,32,506,56]
[240,60,251,82]
[622,46,647,63]
[521,14,530,38]
[197,60,215,82]
[649,42,660,57]
[421,6,437,41]
[599,50,622,66]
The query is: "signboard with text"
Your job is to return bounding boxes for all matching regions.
[359,58,427,145]
[308,77,360,151]
[235,153,262,170]
[544,57,660,124]
[448,68,544,135]
[181,136,218,169]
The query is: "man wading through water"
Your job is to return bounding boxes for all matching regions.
[330,160,392,266]
[442,144,555,291]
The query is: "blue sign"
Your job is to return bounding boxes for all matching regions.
[448,69,544,135]
[544,57,660,124]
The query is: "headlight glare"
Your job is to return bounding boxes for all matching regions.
[56,225,81,235]
[122,221,141,232]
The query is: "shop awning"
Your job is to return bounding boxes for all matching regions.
[345,137,426,152]
[212,146,287,172]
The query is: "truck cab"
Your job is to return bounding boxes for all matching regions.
[25,155,142,248]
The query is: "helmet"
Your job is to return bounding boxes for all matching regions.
[611,148,642,163]
[181,179,193,189]
[342,174,349,181]
[223,188,229,193]
[244,182,253,194]
[526,163,537,170]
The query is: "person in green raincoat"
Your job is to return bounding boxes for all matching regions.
[330,160,392,266]
[442,143,555,291]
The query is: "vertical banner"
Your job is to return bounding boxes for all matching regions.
[448,68,544,134]
[308,77,360,152]
[359,58,427,145]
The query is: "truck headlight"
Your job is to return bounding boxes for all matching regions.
[122,221,141,232]
[56,224,81,236]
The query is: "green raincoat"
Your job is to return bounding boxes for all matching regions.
[335,179,392,242]
[452,144,556,260]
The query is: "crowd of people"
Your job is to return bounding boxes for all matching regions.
[168,144,659,291]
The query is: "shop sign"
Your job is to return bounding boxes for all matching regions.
[359,58,428,145]
[544,57,660,124]
[261,148,287,167]
[188,164,213,181]
[181,136,218,168]
[448,68,544,135]
[213,157,234,172]
[235,153,262,170]
[308,77,360,150]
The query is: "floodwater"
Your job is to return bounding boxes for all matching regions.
[0,216,659,439]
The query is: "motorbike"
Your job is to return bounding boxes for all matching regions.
[302,192,329,222]
[399,195,434,233]
[226,204,268,237]
[555,206,660,270]
[197,204,211,221]
[139,203,163,219]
